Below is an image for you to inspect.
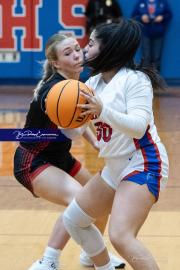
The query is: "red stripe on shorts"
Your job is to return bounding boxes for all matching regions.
[141,147,149,172]
[69,160,82,177]
[121,170,140,181]
[153,144,162,198]
[30,164,52,181]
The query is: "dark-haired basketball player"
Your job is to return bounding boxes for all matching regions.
[62,19,169,270]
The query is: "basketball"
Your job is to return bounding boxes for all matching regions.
[46,79,93,129]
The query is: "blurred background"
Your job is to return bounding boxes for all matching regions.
[0,0,179,85]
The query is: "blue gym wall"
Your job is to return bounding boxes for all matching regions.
[119,0,180,84]
[0,0,179,85]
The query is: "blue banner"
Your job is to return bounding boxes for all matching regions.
[0,129,71,142]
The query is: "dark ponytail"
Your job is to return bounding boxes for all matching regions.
[83,19,166,90]
[125,59,166,90]
[134,61,166,90]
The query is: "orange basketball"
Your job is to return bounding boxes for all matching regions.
[46,79,93,129]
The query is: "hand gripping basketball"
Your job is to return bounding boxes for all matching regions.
[77,87,103,117]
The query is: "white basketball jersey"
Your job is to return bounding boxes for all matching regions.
[85,68,161,158]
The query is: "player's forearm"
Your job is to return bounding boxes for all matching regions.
[99,105,150,139]
[82,127,97,146]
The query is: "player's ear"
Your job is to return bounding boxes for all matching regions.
[52,61,61,69]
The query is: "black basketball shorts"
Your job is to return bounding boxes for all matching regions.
[14,146,82,197]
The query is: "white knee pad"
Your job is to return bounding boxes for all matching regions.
[63,198,106,257]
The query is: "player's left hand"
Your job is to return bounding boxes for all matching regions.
[154,15,163,22]
[77,87,103,116]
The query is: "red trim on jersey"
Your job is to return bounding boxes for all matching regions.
[21,147,33,192]
[146,125,154,144]
[154,144,162,198]
[99,169,102,175]
[69,160,82,177]
[141,147,149,172]
[33,120,56,156]
[28,151,34,178]
[133,138,141,149]
[20,121,58,156]
[122,170,141,181]
[19,145,28,151]
[145,125,162,197]
[26,151,34,192]
[30,164,52,181]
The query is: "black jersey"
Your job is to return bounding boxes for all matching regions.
[20,73,72,166]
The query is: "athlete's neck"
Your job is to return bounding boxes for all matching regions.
[102,68,119,84]
[57,70,80,81]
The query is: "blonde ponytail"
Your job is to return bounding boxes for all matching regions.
[33,33,71,100]
[33,60,56,100]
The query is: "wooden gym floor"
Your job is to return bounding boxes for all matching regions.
[0,85,180,270]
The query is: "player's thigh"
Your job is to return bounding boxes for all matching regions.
[76,172,116,219]
[109,181,156,239]
[73,165,92,187]
[32,165,83,206]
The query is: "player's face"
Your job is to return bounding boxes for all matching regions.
[84,30,100,60]
[52,37,84,75]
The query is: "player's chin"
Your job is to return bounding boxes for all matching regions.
[84,54,89,60]
[76,66,83,73]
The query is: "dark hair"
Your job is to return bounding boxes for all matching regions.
[83,19,166,90]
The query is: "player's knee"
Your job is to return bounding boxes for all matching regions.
[63,198,96,245]
[63,199,106,256]
[63,198,96,227]
[109,227,133,253]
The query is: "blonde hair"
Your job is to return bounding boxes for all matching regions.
[33,33,71,100]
